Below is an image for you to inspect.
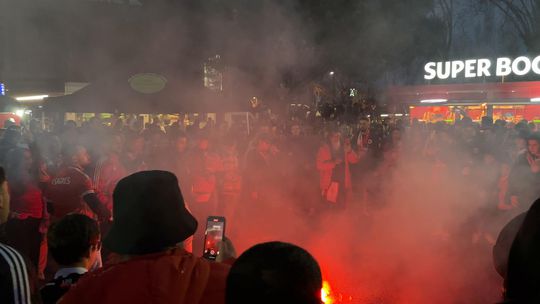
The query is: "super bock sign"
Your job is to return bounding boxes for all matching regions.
[424,56,540,80]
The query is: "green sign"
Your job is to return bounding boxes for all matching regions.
[128,73,167,94]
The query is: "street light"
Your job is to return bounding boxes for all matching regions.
[328,71,336,101]
[420,99,447,104]
[16,95,49,101]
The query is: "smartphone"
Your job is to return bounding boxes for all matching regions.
[203,216,226,260]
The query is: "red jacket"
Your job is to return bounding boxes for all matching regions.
[60,248,230,304]
[93,154,127,212]
[189,151,223,200]
[316,144,358,191]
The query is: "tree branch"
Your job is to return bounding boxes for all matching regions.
[488,0,528,40]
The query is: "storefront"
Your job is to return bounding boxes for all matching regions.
[387,55,540,123]
[42,72,254,132]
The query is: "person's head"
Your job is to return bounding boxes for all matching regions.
[226,242,323,304]
[218,121,230,133]
[64,120,77,131]
[2,128,21,145]
[495,119,507,128]
[114,118,125,130]
[291,124,301,137]
[329,131,341,148]
[358,117,370,132]
[516,121,530,133]
[88,117,101,129]
[6,148,33,177]
[461,124,476,139]
[390,128,401,143]
[483,150,497,165]
[47,214,101,269]
[481,116,493,129]
[256,133,271,153]
[36,134,61,161]
[174,132,188,153]
[148,127,164,145]
[63,145,91,168]
[515,131,528,150]
[3,118,15,129]
[222,137,237,153]
[196,131,210,151]
[527,133,540,157]
[104,171,197,255]
[106,134,123,155]
[259,124,271,134]
[128,134,145,154]
[198,138,209,151]
[29,119,41,134]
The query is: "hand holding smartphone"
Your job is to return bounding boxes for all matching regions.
[203,216,226,261]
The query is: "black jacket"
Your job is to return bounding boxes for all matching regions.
[508,153,540,208]
[40,272,84,304]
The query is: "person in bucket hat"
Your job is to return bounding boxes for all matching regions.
[60,170,230,304]
[104,170,197,254]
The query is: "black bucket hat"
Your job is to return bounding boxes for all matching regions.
[104,170,197,255]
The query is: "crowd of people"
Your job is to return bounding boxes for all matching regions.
[1,111,540,303]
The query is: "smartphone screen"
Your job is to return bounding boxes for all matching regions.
[203,216,226,260]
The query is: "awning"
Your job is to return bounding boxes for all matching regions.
[43,72,249,113]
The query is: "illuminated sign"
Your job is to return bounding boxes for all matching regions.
[424,56,540,80]
[0,83,4,96]
[128,73,167,94]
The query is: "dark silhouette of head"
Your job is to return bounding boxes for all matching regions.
[226,241,322,304]
[104,170,197,255]
[505,198,540,302]
[48,214,101,268]
[62,145,91,168]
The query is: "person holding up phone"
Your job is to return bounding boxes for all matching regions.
[60,171,231,304]
[508,133,540,212]
[316,130,359,209]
